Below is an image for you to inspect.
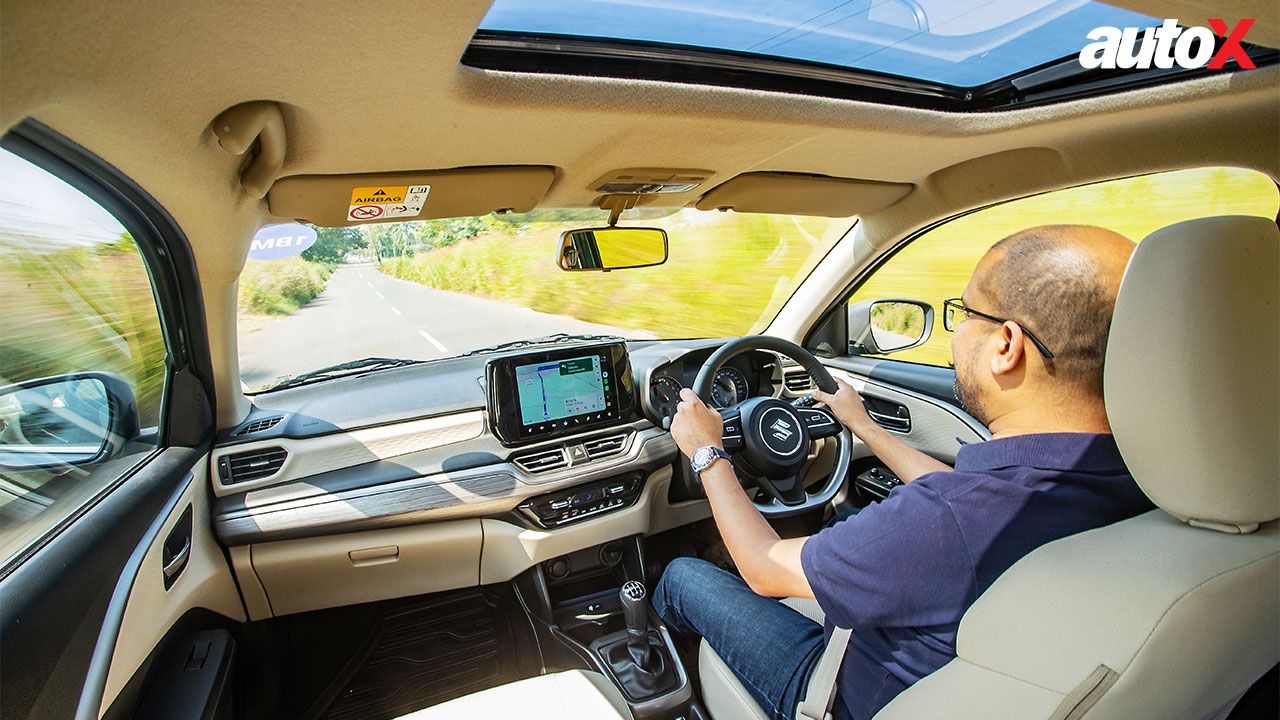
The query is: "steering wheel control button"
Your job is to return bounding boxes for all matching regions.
[798,408,841,438]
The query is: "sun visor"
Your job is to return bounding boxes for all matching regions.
[267,166,556,226]
[695,172,912,217]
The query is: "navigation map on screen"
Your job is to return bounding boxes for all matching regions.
[515,355,607,426]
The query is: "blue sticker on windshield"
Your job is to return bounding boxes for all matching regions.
[249,223,317,260]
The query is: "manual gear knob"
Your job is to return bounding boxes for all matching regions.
[620,580,649,637]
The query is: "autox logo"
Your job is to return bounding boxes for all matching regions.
[1079,18,1255,70]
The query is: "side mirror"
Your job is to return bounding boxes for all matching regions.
[558,227,668,271]
[0,372,139,469]
[848,299,933,355]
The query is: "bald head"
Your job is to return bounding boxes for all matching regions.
[971,225,1135,397]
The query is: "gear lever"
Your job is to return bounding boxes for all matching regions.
[619,580,652,669]
[597,579,678,701]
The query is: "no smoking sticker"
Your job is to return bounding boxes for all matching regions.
[347,184,430,222]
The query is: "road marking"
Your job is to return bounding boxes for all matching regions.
[375,291,386,300]
[366,281,373,288]
[418,329,448,353]
[391,306,402,315]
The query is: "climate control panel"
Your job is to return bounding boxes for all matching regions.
[519,473,644,528]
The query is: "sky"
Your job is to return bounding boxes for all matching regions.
[0,149,127,252]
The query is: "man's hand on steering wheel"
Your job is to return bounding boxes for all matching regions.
[670,388,724,457]
[811,377,873,435]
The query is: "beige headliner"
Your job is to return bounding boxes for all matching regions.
[2,0,1277,426]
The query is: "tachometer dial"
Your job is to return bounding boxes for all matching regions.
[711,367,750,408]
[650,375,683,418]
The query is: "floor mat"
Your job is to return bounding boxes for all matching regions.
[304,588,539,720]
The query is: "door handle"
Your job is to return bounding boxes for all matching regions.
[162,504,194,589]
[867,409,910,431]
[162,537,191,580]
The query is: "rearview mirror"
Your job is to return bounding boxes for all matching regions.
[0,372,139,469]
[848,299,933,355]
[558,227,668,271]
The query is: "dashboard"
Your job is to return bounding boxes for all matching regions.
[211,339,808,544]
[207,338,987,622]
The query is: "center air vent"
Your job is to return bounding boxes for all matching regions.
[583,433,628,459]
[512,447,569,474]
[234,416,283,436]
[218,447,288,485]
[783,371,814,393]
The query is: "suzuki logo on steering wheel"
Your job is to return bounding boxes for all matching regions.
[770,418,793,442]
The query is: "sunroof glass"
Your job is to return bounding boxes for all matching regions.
[477,0,1161,88]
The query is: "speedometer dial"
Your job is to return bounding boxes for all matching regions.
[650,375,683,418]
[711,367,750,408]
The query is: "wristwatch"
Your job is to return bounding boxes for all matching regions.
[690,446,731,474]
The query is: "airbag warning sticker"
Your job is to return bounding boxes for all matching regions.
[347,185,430,222]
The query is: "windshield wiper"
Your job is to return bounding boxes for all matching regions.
[260,357,425,393]
[461,333,626,357]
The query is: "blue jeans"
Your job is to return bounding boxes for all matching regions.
[653,557,826,720]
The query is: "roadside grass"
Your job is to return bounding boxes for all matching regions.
[238,257,333,316]
[379,212,847,338]
[870,302,926,338]
[0,244,167,426]
[1,244,335,427]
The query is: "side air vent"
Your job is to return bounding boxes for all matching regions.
[234,416,283,436]
[783,371,814,393]
[583,433,628,459]
[513,447,569,474]
[219,447,288,485]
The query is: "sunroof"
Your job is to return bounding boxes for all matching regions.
[476,0,1161,88]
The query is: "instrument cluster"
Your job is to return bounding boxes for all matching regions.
[647,350,776,420]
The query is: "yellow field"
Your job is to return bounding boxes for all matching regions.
[850,167,1279,367]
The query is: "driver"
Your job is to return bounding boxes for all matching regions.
[654,225,1155,720]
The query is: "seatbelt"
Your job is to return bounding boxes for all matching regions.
[797,626,853,720]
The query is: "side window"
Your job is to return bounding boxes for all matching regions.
[849,167,1280,367]
[0,148,168,566]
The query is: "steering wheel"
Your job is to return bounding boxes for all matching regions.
[688,336,852,517]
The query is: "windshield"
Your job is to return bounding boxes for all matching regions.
[237,209,850,392]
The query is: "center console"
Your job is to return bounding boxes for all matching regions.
[491,345,692,716]
[513,536,693,719]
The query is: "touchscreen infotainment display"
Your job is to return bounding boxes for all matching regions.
[486,342,634,445]
[515,355,607,426]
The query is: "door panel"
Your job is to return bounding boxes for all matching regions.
[0,121,225,720]
[99,456,244,714]
[0,448,203,720]
[823,360,988,466]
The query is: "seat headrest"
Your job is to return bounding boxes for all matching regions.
[1105,216,1279,532]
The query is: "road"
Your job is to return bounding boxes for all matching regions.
[239,263,651,390]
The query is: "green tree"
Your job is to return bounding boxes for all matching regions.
[414,215,496,249]
[302,225,366,263]
[363,223,416,260]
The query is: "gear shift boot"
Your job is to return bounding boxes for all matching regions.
[591,580,681,703]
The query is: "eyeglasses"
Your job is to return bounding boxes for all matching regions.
[942,298,1055,360]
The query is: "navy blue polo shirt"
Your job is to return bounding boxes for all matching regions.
[800,433,1154,720]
